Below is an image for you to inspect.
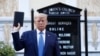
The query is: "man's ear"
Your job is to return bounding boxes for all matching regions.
[34,21,36,25]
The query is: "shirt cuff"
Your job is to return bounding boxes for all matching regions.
[12,28,19,33]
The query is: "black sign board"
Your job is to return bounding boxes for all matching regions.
[37,2,82,56]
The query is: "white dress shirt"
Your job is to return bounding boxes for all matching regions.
[36,29,46,45]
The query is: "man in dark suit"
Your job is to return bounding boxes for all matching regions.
[12,13,60,56]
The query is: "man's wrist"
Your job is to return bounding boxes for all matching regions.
[12,28,19,33]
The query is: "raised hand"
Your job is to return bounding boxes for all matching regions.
[13,23,21,32]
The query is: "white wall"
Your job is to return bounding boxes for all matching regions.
[30,0,66,11]
[66,0,77,7]
[18,0,30,18]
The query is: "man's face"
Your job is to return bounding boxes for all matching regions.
[34,15,47,31]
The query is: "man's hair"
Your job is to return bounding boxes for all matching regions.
[34,13,48,21]
[34,13,47,17]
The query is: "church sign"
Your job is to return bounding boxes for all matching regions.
[37,2,82,56]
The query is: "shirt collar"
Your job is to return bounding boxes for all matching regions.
[36,29,46,34]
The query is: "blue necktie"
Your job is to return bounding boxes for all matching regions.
[38,32,44,56]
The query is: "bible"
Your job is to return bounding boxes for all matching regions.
[13,11,24,27]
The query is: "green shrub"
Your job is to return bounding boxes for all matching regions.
[0,41,15,56]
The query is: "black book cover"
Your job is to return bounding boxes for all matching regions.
[13,11,24,27]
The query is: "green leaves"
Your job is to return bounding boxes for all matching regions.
[0,41,15,56]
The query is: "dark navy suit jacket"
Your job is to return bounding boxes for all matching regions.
[12,30,60,56]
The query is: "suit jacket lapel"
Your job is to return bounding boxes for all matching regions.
[43,31,50,55]
[33,30,38,56]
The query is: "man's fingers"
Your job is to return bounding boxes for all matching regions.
[18,23,20,27]
[17,23,21,30]
[12,23,21,32]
